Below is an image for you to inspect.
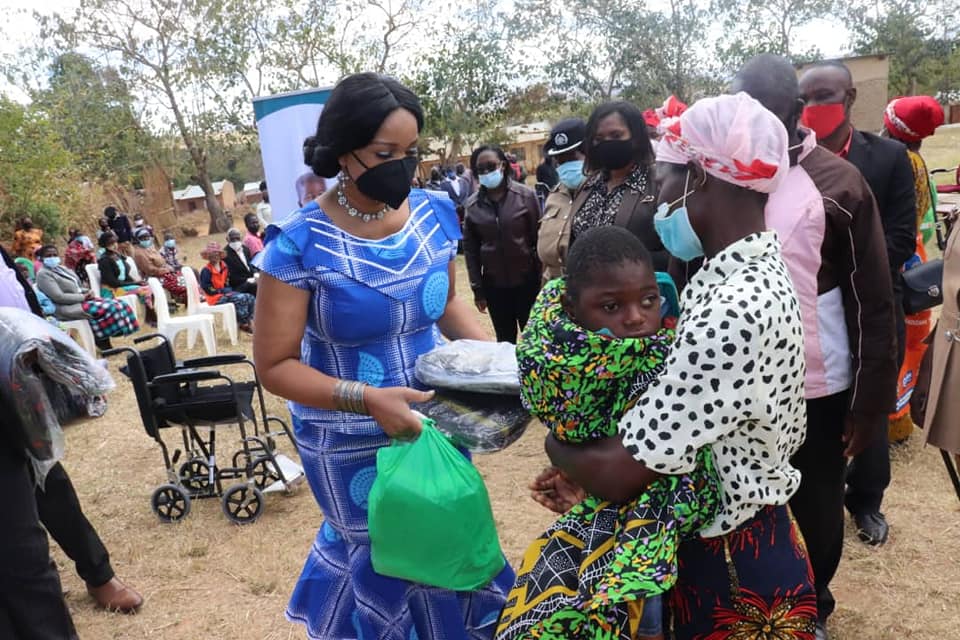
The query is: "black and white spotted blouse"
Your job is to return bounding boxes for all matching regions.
[619,231,807,537]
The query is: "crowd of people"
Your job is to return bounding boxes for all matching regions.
[3,202,267,350]
[249,61,955,640]
[3,53,958,640]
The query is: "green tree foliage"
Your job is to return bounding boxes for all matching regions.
[509,0,714,107]
[714,0,835,69]
[846,0,958,97]
[408,17,513,165]
[52,0,274,231]
[0,98,84,237]
[29,53,154,186]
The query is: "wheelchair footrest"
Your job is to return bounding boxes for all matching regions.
[262,453,306,494]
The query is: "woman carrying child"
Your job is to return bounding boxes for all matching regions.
[498,225,719,640]
[523,93,816,639]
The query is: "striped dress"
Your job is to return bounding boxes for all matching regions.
[255,189,514,640]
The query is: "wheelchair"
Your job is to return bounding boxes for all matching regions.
[105,334,304,524]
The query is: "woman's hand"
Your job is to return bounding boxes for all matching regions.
[365,386,435,439]
[474,296,487,313]
[84,290,95,300]
[529,466,584,513]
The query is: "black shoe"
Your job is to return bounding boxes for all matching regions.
[95,337,113,352]
[815,621,830,640]
[853,511,889,545]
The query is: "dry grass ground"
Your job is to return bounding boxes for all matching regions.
[61,135,960,639]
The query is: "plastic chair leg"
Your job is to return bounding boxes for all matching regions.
[200,320,217,356]
[186,325,198,349]
[225,311,238,345]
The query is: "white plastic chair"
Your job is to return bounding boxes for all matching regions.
[147,277,217,356]
[127,259,141,281]
[181,267,238,345]
[85,263,139,324]
[61,319,96,357]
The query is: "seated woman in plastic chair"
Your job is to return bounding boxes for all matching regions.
[35,244,139,351]
[97,231,157,326]
[199,242,255,333]
[131,227,187,305]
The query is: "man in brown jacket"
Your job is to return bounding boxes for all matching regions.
[733,54,898,640]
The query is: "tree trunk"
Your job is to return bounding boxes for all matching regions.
[160,73,224,233]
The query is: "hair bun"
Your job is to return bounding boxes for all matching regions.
[302,136,341,178]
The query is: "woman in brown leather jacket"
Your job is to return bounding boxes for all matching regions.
[463,144,542,343]
[570,102,667,270]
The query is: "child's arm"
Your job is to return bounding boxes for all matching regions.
[545,432,662,503]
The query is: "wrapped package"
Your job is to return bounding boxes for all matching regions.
[415,340,521,395]
[413,389,531,453]
[0,308,114,484]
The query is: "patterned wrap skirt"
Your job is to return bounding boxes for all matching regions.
[667,504,817,640]
[103,284,154,310]
[216,291,255,325]
[496,450,719,640]
[81,298,139,339]
[287,416,515,640]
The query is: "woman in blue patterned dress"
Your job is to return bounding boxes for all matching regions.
[253,73,515,640]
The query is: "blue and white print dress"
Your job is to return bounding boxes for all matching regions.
[256,189,514,640]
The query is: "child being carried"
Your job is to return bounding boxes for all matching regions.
[496,226,720,640]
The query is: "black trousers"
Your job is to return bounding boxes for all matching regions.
[0,450,77,640]
[36,462,115,587]
[789,391,849,623]
[483,277,541,344]
[846,301,906,515]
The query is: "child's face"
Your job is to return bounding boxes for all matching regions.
[567,261,661,338]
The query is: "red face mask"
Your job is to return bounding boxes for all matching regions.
[800,103,847,140]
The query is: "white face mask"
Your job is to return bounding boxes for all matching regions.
[228,241,243,252]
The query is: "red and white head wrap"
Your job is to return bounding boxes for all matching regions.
[643,95,688,129]
[883,96,944,143]
[656,92,789,194]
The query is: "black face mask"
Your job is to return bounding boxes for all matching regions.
[352,153,419,209]
[592,139,635,171]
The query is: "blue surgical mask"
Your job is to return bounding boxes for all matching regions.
[42,257,61,269]
[139,240,153,248]
[557,159,585,190]
[479,169,504,190]
[653,170,703,261]
[164,239,176,248]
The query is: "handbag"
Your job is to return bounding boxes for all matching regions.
[902,259,944,315]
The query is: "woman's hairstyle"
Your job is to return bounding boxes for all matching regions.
[584,101,656,173]
[566,226,652,302]
[39,243,58,255]
[469,145,509,185]
[98,231,117,248]
[302,73,424,179]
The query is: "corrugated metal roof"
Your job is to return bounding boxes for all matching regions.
[173,181,226,201]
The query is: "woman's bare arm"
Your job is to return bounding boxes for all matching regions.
[253,273,434,437]
[545,433,661,503]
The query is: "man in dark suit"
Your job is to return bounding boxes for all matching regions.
[224,228,258,295]
[800,61,917,547]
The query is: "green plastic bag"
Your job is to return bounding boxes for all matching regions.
[368,420,505,591]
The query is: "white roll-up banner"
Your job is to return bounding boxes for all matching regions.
[253,87,334,223]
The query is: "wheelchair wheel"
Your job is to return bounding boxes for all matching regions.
[249,456,281,490]
[221,483,264,525]
[179,459,214,493]
[151,484,191,523]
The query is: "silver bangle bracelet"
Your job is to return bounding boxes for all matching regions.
[334,380,368,415]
